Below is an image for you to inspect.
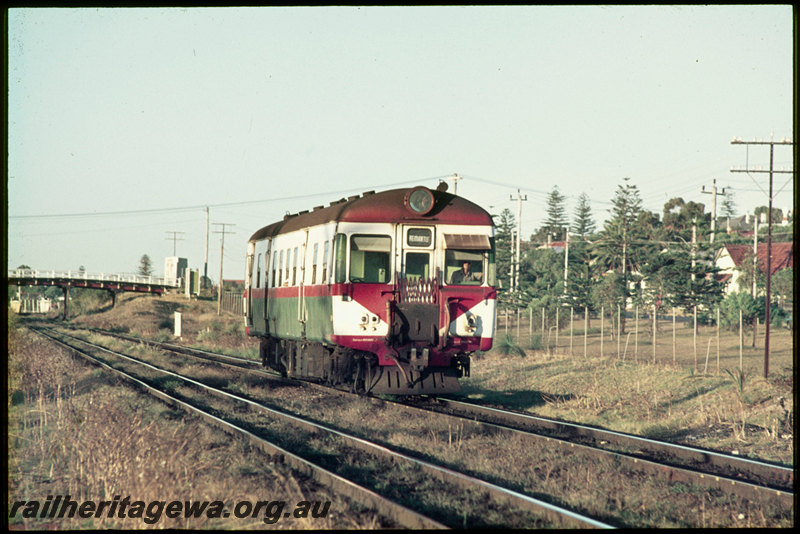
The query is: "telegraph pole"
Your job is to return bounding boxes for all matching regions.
[213,223,235,315]
[165,231,185,256]
[509,190,527,294]
[451,173,462,196]
[204,207,210,288]
[701,179,725,244]
[563,228,570,294]
[731,136,794,378]
[752,213,758,298]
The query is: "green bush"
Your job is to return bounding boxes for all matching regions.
[497,334,526,357]
[719,292,758,330]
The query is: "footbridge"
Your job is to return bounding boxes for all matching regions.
[7,269,181,317]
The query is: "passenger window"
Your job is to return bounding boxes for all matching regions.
[292,247,298,286]
[284,249,290,285]
[323,241,330,284]
[349,235,391,283]
[278,250,284,287]
[270,252,276,288]
[312,243,319,285]
[256,253,262,288]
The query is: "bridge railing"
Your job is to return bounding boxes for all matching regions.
[7,269,181,288]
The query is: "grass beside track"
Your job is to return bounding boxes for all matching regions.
[8,291,794,527]
[7,318,390,529]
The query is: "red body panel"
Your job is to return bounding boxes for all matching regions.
[251,281,495,366]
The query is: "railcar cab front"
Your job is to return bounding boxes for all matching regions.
[329,186,496,373]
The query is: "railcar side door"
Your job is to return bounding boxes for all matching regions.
[251,238,271,334]
[298,229,309,338]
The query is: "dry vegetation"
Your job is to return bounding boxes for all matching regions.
[6,306,385,529]
[468,325,794,464]
[7,290,794,528]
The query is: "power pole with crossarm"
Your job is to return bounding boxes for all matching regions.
[730,135,794,378]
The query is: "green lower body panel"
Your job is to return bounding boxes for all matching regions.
[265,295,333,343]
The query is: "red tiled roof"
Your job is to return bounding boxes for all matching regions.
[723,242,793,276]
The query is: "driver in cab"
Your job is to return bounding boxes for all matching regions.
[450,260,481,284]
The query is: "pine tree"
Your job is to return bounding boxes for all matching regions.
[138,254,153,277]
[720,188,736,219]
[590,178,652,335]
[493,208,515,293]
[571,192,596,238]
[544,186,568,241]
[592,177,644,277]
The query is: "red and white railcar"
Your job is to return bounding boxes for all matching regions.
[244,184,496,394]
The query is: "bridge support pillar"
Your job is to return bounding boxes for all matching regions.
[109,290,117,308]
[62,287,69,320]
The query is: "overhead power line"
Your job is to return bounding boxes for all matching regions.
[8,176,448,221]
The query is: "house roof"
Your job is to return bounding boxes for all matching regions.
[536,241,566,251]
[715,273,733,284]
[723,242,793,276]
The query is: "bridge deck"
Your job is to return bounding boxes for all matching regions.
[7,269,180,294]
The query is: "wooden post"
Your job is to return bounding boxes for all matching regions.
[570,307,574,356]
[529,307,533,346]
[739,309,743,371]
[584,306,588,359]
[541,307,545,335]
[635,304,639,361]
[652,304,657,364]
[555,307,559,348]
[600,305,604,358]
[693,305,698,371]
[672,307,676,364]
[716,307,721,374]
[617,304,621,358]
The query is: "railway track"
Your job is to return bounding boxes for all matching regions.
[412,397,794,505]
[31,325,613,529]
[66,325,791,507]
[40,324,794,527]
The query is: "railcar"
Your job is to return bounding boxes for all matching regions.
[244,184,496,395]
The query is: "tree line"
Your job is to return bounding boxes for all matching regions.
[493,179,793,334]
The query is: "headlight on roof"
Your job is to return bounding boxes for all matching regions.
[405,186,435,216]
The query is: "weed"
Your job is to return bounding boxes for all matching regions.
[497,334,526,357]
[724,368,749,400]
[528,333,543,351]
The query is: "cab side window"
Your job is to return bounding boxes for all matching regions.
[349,235,391,284]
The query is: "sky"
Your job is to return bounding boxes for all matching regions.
[6,5,795,280]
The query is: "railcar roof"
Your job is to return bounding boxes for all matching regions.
[248,186,493,242]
